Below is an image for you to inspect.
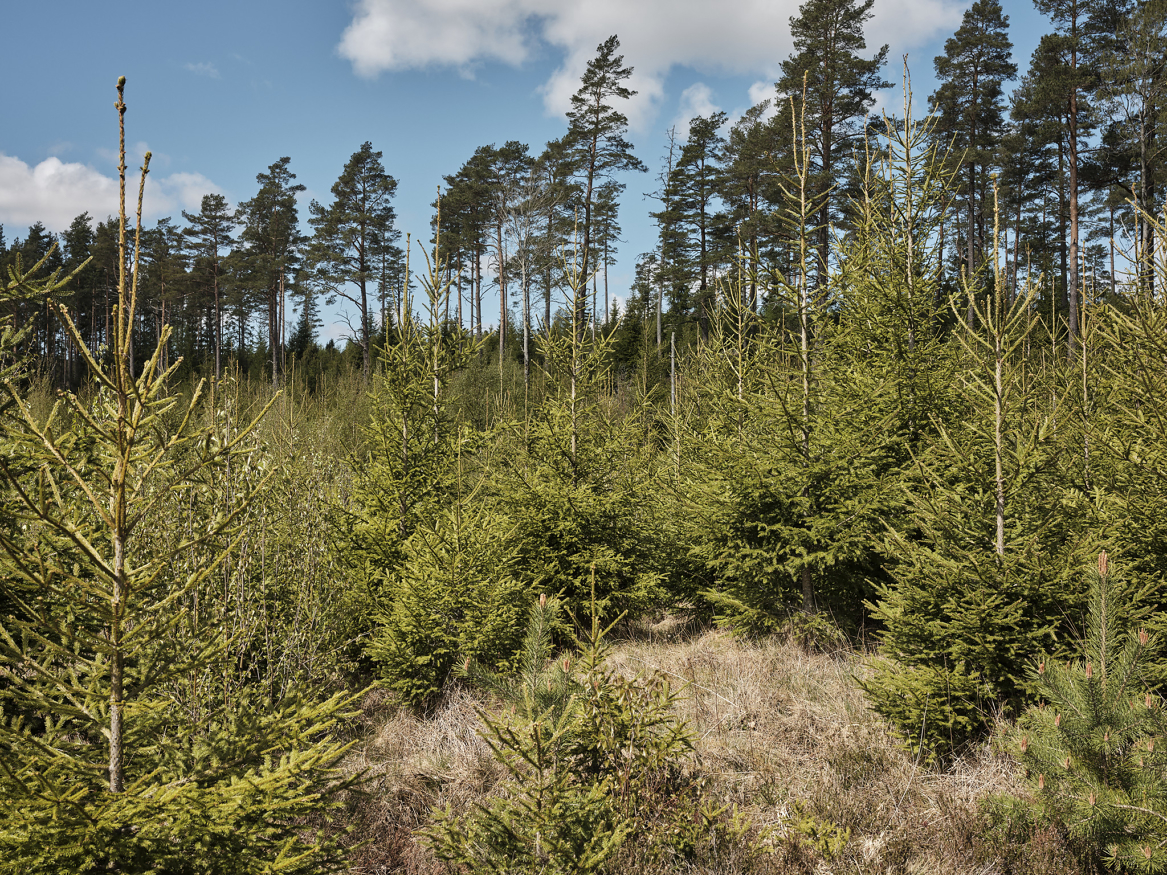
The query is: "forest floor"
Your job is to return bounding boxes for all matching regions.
[339,620,1082,874]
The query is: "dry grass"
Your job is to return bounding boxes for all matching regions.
[341,622,1083,874]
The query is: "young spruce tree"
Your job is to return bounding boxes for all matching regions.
[0,79,356,874]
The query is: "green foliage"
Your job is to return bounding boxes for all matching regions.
[1014,554,1167,873]
[308,141,401,378]
[494,395,669,623]
[787,800,851,861]
[489,259,671,624]
[346,320,472,583]
[154,378,369,699]
[366,504,535,707]
[461,593,579,726]
[683,233,899,634]
[430,713,631,875]
[0,689,357,874]
[428,596,739,873]
[865,275,1094,757]
[0,81,357,873]
[348,226,495,704]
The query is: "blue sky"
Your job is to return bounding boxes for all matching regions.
[1,0,1049,341]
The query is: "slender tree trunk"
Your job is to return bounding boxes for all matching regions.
[1067,64,1080,357]
[1058,141,1069,315]
[476,244,483,339]
[1109,204,1116,299]
[544,210,553,336]
[578,117,599,339]
[656,269,663,348]
[497,218,506,368]
[968,162,976,284]
[1014,191,1022,302]
[603,235,609,325]
[522,265,530,402]
[213,263,221,380]
[110,81,129,797]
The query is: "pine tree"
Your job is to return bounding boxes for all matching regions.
[721,101,789,313]
[59,213,98,387]
[490,250,670,625]
[564,35,646,334]
[1006,58,1073,304]
[349,207,491,705]
[930,0,1017,293]
[533,136,576,337]
[1033,0,1115,352]
[671,111,728,339]
[428,593,697,874]
[1015,553,1167,873]
[309,141,401,380]
[865,252,1092,756]
[237,157,306,386]
[776,0,890,291]
[182,193,235,379]
[484,140,533,364]
[648,127,687,340]
[443,147,495,337]
[1097,0,1167,295]
[137,218,186,374]
[1097,208,1167,625]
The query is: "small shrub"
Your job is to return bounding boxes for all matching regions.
[1013,553,1167,873]
[427,596,749,873]
[787,800,850,861]
[367,505,535,707]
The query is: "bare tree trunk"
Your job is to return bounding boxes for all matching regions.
[1067,11,1081,357]
[497,219,506,368]
[656,268,663,348]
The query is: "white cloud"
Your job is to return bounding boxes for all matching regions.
[337,0,541,76]
[338,0,964,129]
[185,61,220,78]
[0,154,220,234]
[672,83,721,136]
[747,80,776,108]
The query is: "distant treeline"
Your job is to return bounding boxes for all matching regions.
[3,0,1165,390]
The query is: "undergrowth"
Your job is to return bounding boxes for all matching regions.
[341,618,1085,874]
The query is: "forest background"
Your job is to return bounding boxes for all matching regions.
[5,0,1167,872]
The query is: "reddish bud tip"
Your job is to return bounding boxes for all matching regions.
[1099,552,1109,576]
